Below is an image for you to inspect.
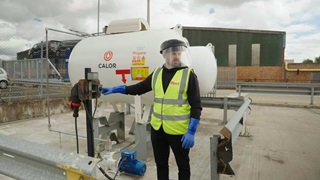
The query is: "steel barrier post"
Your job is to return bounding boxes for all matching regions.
[311,87,314,105]
[210,135,220,180]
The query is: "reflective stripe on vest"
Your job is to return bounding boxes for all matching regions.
[151,67,191,135]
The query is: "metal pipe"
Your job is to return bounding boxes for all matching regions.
[284,61,320,72]
[45,27,73,132]
[97,0,100,34]
[46,58,62,78]
[117,141,135,154]
[40,42,44,97]
[49,128,109,142]
[46,27,83,37]
[46,29,51,130]
[147,0,150,26]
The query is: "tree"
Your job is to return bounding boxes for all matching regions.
[303,59,314,64]
[315,56,320,64]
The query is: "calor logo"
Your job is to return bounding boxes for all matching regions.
[104,51,113,61]
[170,81,180,85]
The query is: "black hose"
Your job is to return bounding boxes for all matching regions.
[83,103,94,133]
[92,98,98,118]
[84,100,115,180]
[97,164,114,180]
[75,117,79,154]
[113,168,120,179]
[113,158,125,179]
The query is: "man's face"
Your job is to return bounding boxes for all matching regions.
[164,51,182,69]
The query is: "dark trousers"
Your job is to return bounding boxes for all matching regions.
[151,126,190,180]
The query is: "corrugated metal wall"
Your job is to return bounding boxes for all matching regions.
[183,27,286,66]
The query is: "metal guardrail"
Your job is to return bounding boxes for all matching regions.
[0,134,100,180]
[0,84,71,102]
[211,98,251,180]
[237,82,320,105]
[201,96,245,124]
[12,78,67,86]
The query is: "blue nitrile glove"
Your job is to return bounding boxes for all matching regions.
[181,118,200,149]
[101,85,126,95]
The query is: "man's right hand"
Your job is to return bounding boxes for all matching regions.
[100,85,126,95]
[101,87,113,95]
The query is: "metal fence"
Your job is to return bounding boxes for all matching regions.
[217,67,237,89]
[0,27,85,103]
[0,59,71,103]
[3,59,48,80]
[0,84,71,103]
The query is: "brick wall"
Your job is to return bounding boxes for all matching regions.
[219,63,320,83]
[285,63,320,83]
[236,66,284,82]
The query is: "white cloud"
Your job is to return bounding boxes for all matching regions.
[190,0,256,8]
[0,0,319,62]
[286,32,320,61]
[285,24,317,34]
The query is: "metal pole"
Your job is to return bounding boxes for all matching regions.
[84,68,95,157]
[311,87,314,105]
[45,28,51,130]
[28,61,31,79]
[147,0,150,26]
[126,103,131,115]
[40,41,44,97]
[210,135,220,180]
[97,0,100,34]
[64,48,71,81]
[223,97,228,124]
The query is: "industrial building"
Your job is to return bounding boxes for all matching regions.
[182,26,320,83]
[183,26,286,66]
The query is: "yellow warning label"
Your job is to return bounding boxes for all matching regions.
[132,51,146,66]
[131,67,149,80]
[132,57,146,66]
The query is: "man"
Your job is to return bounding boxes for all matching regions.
[101,39,202,180]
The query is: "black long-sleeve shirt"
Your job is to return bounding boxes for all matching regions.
[126,65,202,120]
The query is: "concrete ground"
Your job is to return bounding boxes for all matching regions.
[0,90,320,180]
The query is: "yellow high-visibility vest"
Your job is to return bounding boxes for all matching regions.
[151,67,192,135]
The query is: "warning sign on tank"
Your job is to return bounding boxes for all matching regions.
[131,67,149,81]
[132,51,146,66]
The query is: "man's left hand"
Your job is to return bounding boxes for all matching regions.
[181,118,200,149]
[181,132,195,149]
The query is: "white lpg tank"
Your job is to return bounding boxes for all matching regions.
[69,24,217,105]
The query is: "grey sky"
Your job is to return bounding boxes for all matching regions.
[0,0,319,62]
